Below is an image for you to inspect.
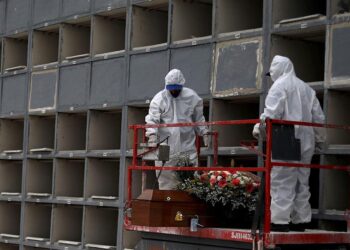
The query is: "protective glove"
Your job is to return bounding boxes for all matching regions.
[148,134,157,144]
[315,141,325,153]
[260,116,266,125]
[203,134,209,147]
[252,124,260,139]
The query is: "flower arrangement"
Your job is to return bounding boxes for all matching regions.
[177,170,260,213]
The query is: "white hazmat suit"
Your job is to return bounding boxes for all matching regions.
[253,56,325,225]
[145,69,208,190]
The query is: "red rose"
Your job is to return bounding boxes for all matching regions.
[218,179,227,188]
[210,175,217,186]
[246,183,254,193]
[200,173,209,182]
[232,178,240,186]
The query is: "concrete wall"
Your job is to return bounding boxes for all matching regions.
[0,0,348,249]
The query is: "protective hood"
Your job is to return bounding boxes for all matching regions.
[269,55,296,82]
[165,69,185,87]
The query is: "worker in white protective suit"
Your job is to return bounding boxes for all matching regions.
[145,69,209,190]
[252,55,325,232]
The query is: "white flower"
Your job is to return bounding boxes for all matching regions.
[242,176,249,182]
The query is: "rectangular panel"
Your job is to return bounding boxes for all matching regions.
[54,159,84,198]
[326,91,350,144]
[172,0,212,41]
[30,70,57,111]
[0,0,5,34]
[0,119,24,153]
[61,22,91,61]
[32,29,59,66]
[211,99,259,147]
[5,0,30,33]
[87,111,122,150]
[216,0,262,34]
[271,35,325,83]
[58,63,90,109]
[126,107,148,148]
[170,44,212,96]
[0,202,21,236]
[131,5,168,48]
[213,39,262,95]
[93,0,126,11]
[84,207,118,246]
[0,243,19,250]
[331,26,350,79]
[330,0,350,15]
[0,79,2,108]
[85,159,119,199]
[322,155,350,211]
[52,206,83,243]
[92,15,125,56]
[57,113,87,151]
[33,0,60,25]
[128,51,168,102]
[272,0,326,24]
[62,0,91,17]
[1,74,27,115]
[0,161,22,194]
[26,160,53,195]
[24,204,51,241]
[3,36,28,72]
[28,116,55,151]
[90,58,125,106]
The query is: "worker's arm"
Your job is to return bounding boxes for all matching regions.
[261,83,286,121]
[311,96,326,143]
[145,96,162,139]
[253,84,286,139]
[193,98,208,136]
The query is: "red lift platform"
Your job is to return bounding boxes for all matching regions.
[125,119,350,249]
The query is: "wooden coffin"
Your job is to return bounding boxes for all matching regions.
[131,189,216,227]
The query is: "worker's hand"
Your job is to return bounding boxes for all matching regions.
[148,134,157,144]
[203,134,209,147]
[260,117,266,126]
[315,141,325,153]
[252,124,260,139]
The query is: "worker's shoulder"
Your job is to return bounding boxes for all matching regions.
[269,79,285,92]
[297,79,315,95]
[182,87,201,98]
[153,89,167,99]
[149,89,167,105]
[274,77,315,94]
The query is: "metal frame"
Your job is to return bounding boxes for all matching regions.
[125,118,350,249]
[0,0,349,249]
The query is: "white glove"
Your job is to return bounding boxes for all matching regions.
[252,124,260,139]
[148,134,157,143]
[203,134,209,147]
